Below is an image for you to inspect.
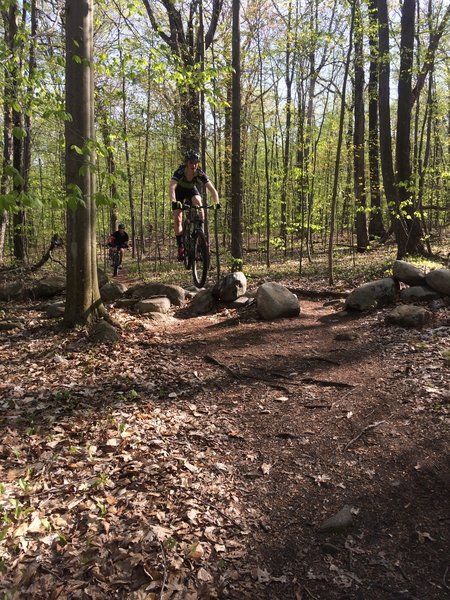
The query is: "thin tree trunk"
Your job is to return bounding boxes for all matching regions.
[353,0,369,252]
[230,0,242,264]
[367,0,384,238]
[328,1,355,285]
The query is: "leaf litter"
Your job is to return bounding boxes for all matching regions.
[0,294,449,599]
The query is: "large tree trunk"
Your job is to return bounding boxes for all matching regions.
[64,0,106,327]
[353,0,369,252]
[395,0,424,256]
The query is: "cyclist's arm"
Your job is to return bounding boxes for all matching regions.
[205,180,219,205]
[169,179,178,204]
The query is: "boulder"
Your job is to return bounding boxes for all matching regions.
[212,271,247,303]
[393,260,426,286]
[0,281,23,301]
[45,301,65,318]
[345,278,398,311]
[319,506,353,533]
[31,276,66,299]
[400,285,440,302]
[425,269,450,296]
[89,321,120,343]
[100,282,127,302]
[136,297,171,314]
[189,289,216,315]
[128,283,185,306]
[256,282,300,320]
[385,304,432,328]
[97,268,109,288]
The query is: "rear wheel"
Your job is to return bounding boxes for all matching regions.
[192,230,209,288]
[112,250,120,276]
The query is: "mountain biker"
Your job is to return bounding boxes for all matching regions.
[169,150,220,261]
[108,223,129,269]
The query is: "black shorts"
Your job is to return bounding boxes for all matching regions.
[172,186,201,210]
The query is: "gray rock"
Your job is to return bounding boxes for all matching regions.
[89,321,120,343]
[212,271,247,303]
[129,283,185,306]
[425,268,450,296]
[97,268,109,288]
[400,285,440,301]
[113,298,138,309]
[0,282,23,301]
[31,276,66,299]
[46,302,65,318]
[319,506,353,532]
[136,296,171,314]
[147,312,170,323]
[345,278,398,311]
[100,282,127,302]
[393,260,426,286]
[189,289,216,315]
[0,320,24,331]
[256,282,300,320]
[229,296,251,308]
[385,304,432,328]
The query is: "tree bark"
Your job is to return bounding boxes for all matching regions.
[353,0,369,252]
[64,0,106,327]
[230,0,242,264]
[367,0,384,238]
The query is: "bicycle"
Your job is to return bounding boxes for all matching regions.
[181,204,213,288]
[109,244,129,277]
[110,245,121,277]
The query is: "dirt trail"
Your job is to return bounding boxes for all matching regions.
[0,295,448,599]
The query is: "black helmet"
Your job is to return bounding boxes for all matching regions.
[185,150,200,162]
[118,223,125,229]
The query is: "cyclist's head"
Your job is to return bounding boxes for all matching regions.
[118,223,125,230]
[185,150,200,164]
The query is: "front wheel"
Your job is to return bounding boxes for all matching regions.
[182,220,191,269]
[192,230,209,288]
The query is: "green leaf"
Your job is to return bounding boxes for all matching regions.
[12,127,27,140]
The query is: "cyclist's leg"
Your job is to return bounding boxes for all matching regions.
[191,192,204,223]
[119,247,124,266]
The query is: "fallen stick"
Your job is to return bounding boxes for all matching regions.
[301,377,355,388]
[204,354,242,379]
[342,420,386,452]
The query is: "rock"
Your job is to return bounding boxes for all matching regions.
[393,260,426,286]
[136,296,171,314]
[229,296,251,308]
[345,278,398,311]
[31,276,66,299]
[425,268,450,296]
[0,320,24,331]
[400,285,440,302]
[212,271,247,303]
[147,312,170,323]
[89,321,120,343]
[321,543,340,556]
[0,282,24,301]
[113,298,139,309]
[100,282,127,302]
[45,301,65,318]
[319,506,353,532]
[128,283,185,306]
[97,268,109,288]
[189,289,216,315]
[385,304,432,328]
[256,282,300,320]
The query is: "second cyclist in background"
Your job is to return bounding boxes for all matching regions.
[108,223,129,269]
[169,150,220,261]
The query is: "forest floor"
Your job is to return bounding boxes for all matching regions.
[0,263,449,600]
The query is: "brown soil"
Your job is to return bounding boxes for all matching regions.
[0,286,449,600]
